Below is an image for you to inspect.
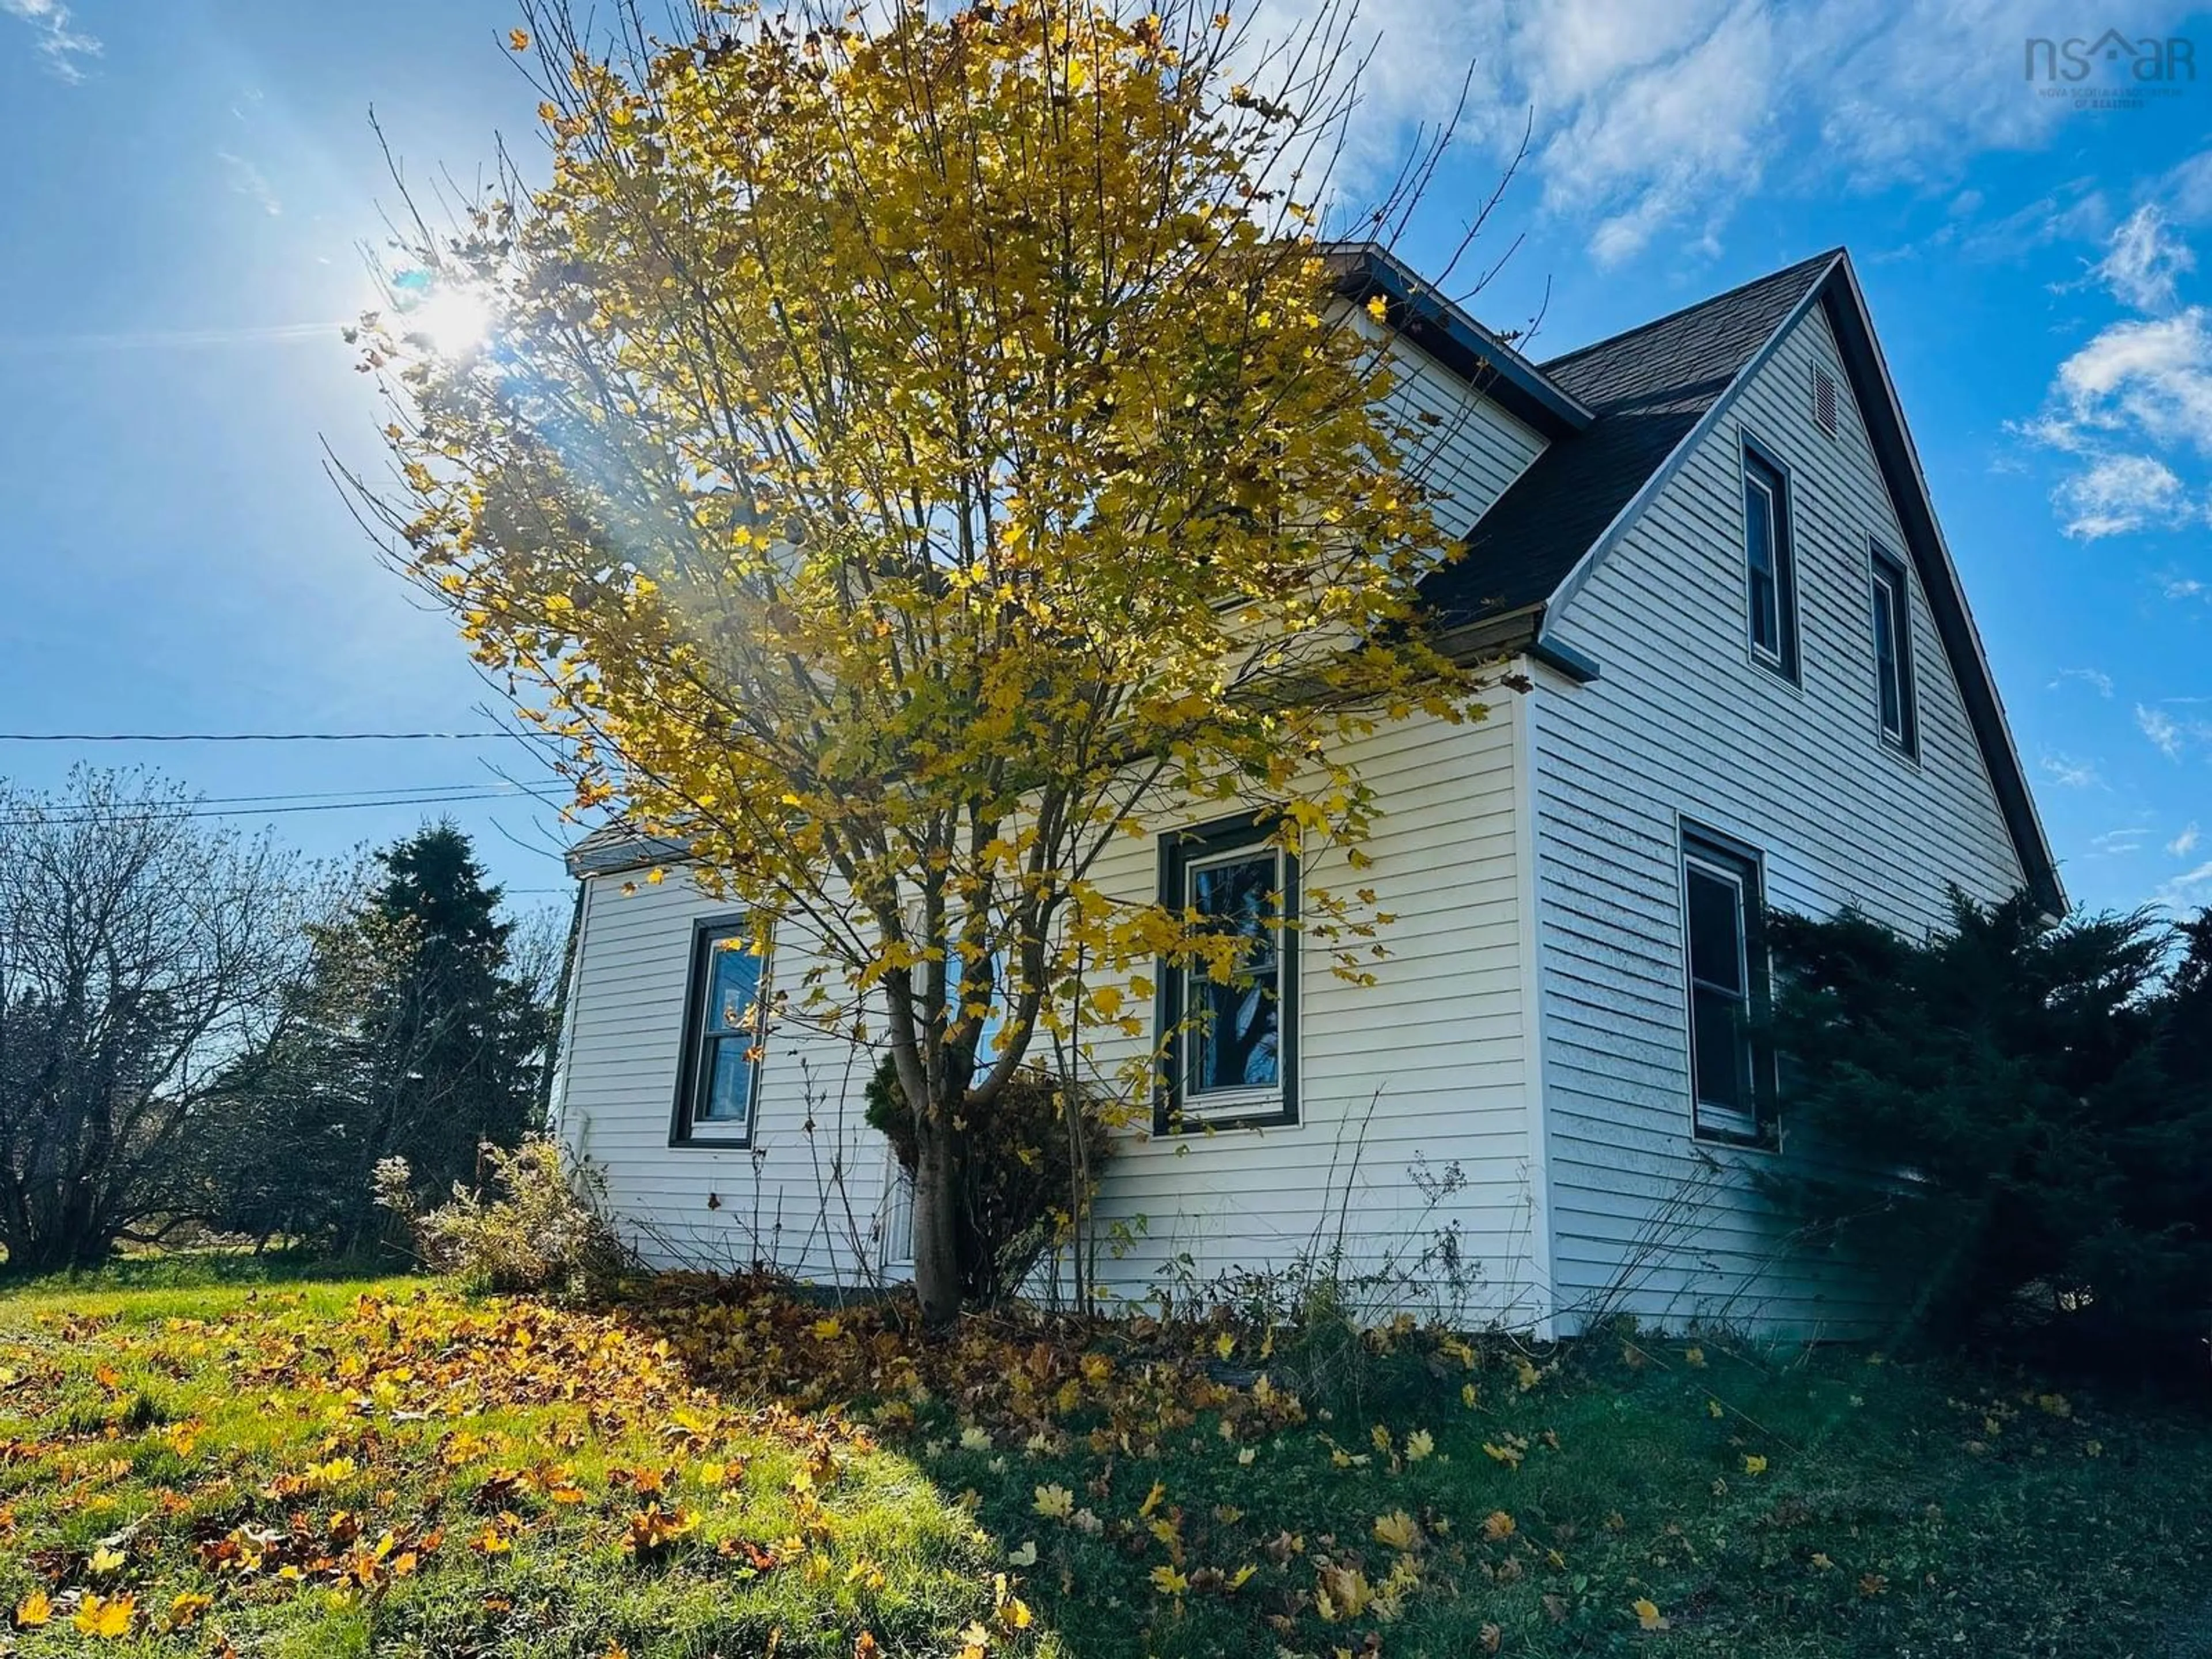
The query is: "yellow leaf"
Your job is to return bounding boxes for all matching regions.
[1684,1346,1706,1368]
[1149,1564,1188,1596]
[166,1592,212,1630]
[1138,1480,1166,1518]
[74,1594,137,1638]
[810,1316,843,1340]
[1404,1429,1435,1461]
[508,28,531,50]
[1007,1539,1037,1567]
[13,1590,52,1628]
[88,1544,127,1574]
[1633,1598,1669,1631]
[1482,1510,1516,1541]
[1213,1331,1235,1360]
[1372,1510,1422,1552]
[1365,294,1389,322]
[1032,1483,1073,1520]
[1743,1454,1768,1476]
[1229,1563,1256,1589]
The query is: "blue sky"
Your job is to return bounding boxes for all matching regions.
[1,1,2207,922]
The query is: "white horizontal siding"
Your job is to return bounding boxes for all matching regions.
[1373,330,1548,530]
[1074,702,1541,1325]
[1531,302,2030,1338]
[556,873,903,1282]
[555,700,1546,1323]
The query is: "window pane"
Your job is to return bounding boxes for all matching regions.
[1744,478,1775,577]
[1684,866,1744,995]
[1185,850,1281,1094]
[1189,978,1280,1092]
[705,938,760,1035]
[1872,572,1903,737]
[1691,984,1748,1112]
[1749,568,1779,654]
[698,1037,754,1123]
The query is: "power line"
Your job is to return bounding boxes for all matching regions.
[0,789,536,828]
[0,730,516,744]
[120,781,524,809]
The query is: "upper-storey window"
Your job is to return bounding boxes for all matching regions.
[1869,543,1919,756]
[1742,448,1800,681]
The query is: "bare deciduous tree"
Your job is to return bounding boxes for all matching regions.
[0,769,312,1272]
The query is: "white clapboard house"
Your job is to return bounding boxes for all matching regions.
[548,247,2062,1338]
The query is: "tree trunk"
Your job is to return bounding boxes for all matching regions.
[909,1118,964,1329]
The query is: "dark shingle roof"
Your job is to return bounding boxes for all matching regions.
[1421,249,1843,631]
[566,823,692,877]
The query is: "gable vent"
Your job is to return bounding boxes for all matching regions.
[1813,366,1840,438]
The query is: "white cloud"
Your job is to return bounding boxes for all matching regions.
[2138,703,2184,758]
[0,0,99,81]
[2166,575,2210,601]
[2039,753,2102,789]
[2051,453,2190,539]
[2171,822,2202,858]
[2054,309,2212,453]
[218,153,282,217]
[2156,858,2212,911]
[2093,204,2196,312]
[1270,0,2192,266]
[2090,825,2147,855]
[2050,666,2115,697]
[2137,702,2212,759]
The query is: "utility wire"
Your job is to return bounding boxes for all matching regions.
[0,729,515,743]
[0,789,533,828]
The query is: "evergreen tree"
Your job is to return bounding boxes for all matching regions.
[1766,893,2212,1366]
[217,825,553,1252]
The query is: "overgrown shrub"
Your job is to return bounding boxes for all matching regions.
[864,1058,1111,1306]
[1764,892,2212,1367]
[375,1138,628,1297]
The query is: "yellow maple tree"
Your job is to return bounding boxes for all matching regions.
[354,0,1496,1323]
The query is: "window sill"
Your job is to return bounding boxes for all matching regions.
[1692,1115,1777,1153]
[670,1132,755,1151]
[1156,1094,1296,1135]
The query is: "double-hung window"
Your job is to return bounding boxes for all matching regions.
[672,919,768,1147]
[1868,544,1918,756]
[1156,817,1297,1130]
[1742,449,1799,680]
[1681,830,1775,1145]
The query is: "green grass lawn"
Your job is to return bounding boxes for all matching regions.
[5,1264,2209,1658]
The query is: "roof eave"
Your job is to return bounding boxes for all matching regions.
[1325,243,1594,441]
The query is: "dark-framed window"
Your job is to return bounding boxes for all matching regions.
[1153,816,1298,1132]
[1868,543,1918,756]
[1680,828,1777,1146]
[1741,446,1800,681]
[671,917,768,1147]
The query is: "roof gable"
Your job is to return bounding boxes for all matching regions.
[1418,251,1839,634]
[1412,247,2060,918]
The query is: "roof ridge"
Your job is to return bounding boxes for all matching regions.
[1539,248,1844,375]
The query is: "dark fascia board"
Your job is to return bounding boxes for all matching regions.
[1817,256,2066,917]
[1325,243,1593,441]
